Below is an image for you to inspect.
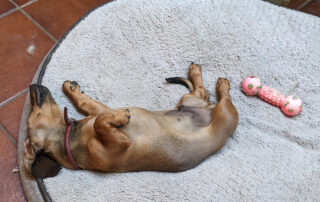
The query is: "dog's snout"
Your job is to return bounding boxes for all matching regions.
[29,84,53,107]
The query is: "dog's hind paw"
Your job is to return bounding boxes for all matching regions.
[217,78,230,90]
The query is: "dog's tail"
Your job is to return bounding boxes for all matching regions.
[165,77,194,91]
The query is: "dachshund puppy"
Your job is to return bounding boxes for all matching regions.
[24,63,238,177]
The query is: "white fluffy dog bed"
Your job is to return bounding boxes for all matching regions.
[29,0,320,201]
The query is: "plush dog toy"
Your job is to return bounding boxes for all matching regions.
[242,76,302,117]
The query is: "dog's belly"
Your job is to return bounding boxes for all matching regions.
[118,107,214,172]
[119,107,212,137]
[164,106,212,127]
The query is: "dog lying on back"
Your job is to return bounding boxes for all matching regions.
[24,63,238,178]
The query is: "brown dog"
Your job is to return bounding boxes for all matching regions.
[24,64,238,178]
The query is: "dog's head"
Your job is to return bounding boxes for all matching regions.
[24,84,64,178]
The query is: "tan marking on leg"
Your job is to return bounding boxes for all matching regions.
[63,81,112,115]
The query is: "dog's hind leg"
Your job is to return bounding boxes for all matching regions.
[207,78,238,152]
[63,81,112,116]
[187,63,210,101]
[174,63,210,108]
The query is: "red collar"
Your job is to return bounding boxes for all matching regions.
[64,107,81,170]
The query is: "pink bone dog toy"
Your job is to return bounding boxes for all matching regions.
[241,76,302,117]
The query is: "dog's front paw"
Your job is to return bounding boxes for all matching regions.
[23,139,35,174]
[63,80,81,95]
[113,109,131,127]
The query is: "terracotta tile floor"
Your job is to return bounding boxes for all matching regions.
[0,0,318,201]
[0,0,110,201]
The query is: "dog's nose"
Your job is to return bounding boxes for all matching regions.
[29,84,53,107]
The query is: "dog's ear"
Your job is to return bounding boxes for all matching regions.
[32,153,61,178]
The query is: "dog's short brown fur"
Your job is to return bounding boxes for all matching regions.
[24,64,238,177]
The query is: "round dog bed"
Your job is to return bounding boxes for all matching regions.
[19,0,320,201]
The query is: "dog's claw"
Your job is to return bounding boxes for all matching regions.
[69,81,80,91]
[71,81,79,86]
[126,109,131,119]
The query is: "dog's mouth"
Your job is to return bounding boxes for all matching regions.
[29,84,55,107]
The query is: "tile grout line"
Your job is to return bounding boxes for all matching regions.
[0,0,37,19]
[0,88,28,109]
[296,0,313,10]
[20,0,38,9]
[0,7,18,19]
[8,0,58,43]
[0,124,17,146]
